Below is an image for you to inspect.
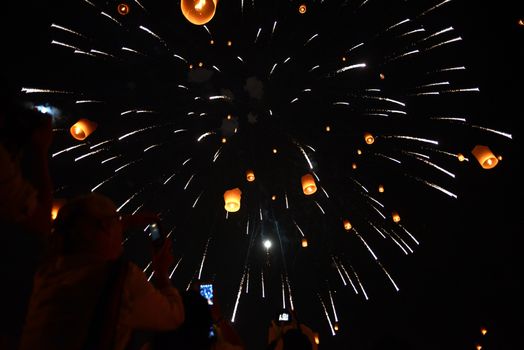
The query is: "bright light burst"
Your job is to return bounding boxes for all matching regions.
[23,0,512,338]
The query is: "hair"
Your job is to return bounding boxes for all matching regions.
[52,193,118,254]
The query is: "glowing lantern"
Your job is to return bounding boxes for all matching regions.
[227,40,232,47]
[357,149,362,155]
[457,153,465,162]
[272,148,278,154]
[70,118,97,140]
[246,170,255,182]
[343,219,352,231]
[298,4,307,14]
[352,163,357,170]
[379,73,385,80]
[301,238,308,248]
[325,125,331,132]
[198,62,203,67]
[314,333,320,345]
[334,322,339,331]
[51,199,65,220]
[117,3,130,15]
[271,195,276,201]
[221,137,227,144]
[301,173,317,195]
[481,327,487,335]
[471,145,499,169]
[181,0,218,25]
[378,184,384,193]
[224,188,241,213]
[210,39,214,45]
[392,211,401,223]
[364,132,374,145]
[518,19,524,26]
[476,345,482,350]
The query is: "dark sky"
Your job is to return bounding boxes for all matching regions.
[4,1,522,349]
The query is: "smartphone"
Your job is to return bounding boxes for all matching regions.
[278,311,290,322]
[148,222,164,249]
[199,283,214,305]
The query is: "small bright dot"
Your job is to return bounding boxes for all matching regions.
[272,148,278,154]
[352,163,357,170]
[481,327,487,336]
[476,345,482,350]
[357,149,362,155]
[227,40,232,46]
[198,62,203,67]
[189,64,193,69]
[518,19,524,26]
[227,114,232,120]
[497,155,503,161]
[379,73,385,80]
[210,39,215,45]
[221,137,227,144]
[342,56,347,62]
[117,3,130,15]
[325,125,331,132]
[263,240,272,249]
[457,153,465,162]
[271,195,276,201]
[378,184,384,193]
[486,158,493,166]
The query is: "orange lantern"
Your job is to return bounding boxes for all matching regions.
[481,327,487,336]
[314,333,320,345]
[301,173,317,195]
[471,145,499,169]
[117,3,130,15]
[334,322,339,331]
[70,118,97,140]
[298,4,307,14]
[343,219,352,231]
[301,238,308,248]
[51,199,65,220]
[224,188,241,212]
[364,132,374,145]
[181,0,218,25]
[378,184,384,193]
[457,153,465,162]
[392,211,401,223]
[246,169,255,182]
[351,163,357,170]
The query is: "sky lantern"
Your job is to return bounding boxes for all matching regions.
[117,3,130,15]
[314,333,320,345]
[181,0,218,25]
[457,153,465,162]
[334,322,339,331]
[246,169,255,182]
[392,211,401,223]
[480,327,487,336]
[378,184,385,193]
[343,219,352,231]
[70,118,97,140]
[298,4,307,14]
[51,199,65,220]
[471,145,499,169]
[301,237,308,248]
[224,188,241,212]
[301,173,317,195]
[364,132,374,145]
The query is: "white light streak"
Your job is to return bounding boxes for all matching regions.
[328,290,339,322]
[335,63,366,74]
[197,132,215,142]
[184,174,195,190]
[144,144,160,152]
[192,191,203,208]
[255,28,261,42]
[117,191,140,212]
[269,63,278,76]
[318,294,335,335]
[74,149,104,162]
[50,24,86,38]
[121,47,145,56]
[101,155,120,164]
[197,238,211,279]
[385,135,439,145]
[378,261,400,292]
[231,271,246,323]
[304,33,319,46]
[353,229,378,260]
[347,42,364,52]
[426,37,462,51]
[420,0,451,17]
[314,201,325,214]
[51,40,81,51]
[169,257,183,279]
[91,175,116,192]
[163,172,176,185]
[470,125,512,139]
[386,18,410,32]
[173,54,188,63]
[100,11,122,26]
[21,87,74,94]
[118,126,156,140]
[52,144,86,158]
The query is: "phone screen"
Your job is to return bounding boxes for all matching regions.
[278,312,290,322]
[149,223,161,241]
[200,284,214,305]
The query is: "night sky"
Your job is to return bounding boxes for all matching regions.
[3,1,522,349]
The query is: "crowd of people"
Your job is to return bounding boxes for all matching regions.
[0,83,317,350]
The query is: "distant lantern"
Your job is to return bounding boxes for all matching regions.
[301,173,317,195]
[457,153,465,162]
[246,169,255,182]
[364,132,375,145]
[271,195,277,201]
[334,322,339,331]
[181,0,218,25]
[325,125,331,132]
[481,327,487,336]
[117,3,130,15]
[210,39,215,45]
[70,118,97,140]
[51,199,65,220]
[352,163,357,170]
[378,184,384,193]
[342,56,347,62]
[224,188,242,213]
[357,149,362,155]
[392,211,401,223]
[272,148,278,154]
[227,40,232,46]
[298,4,307,14]
[314,333,320,345]
[301,237,308,248]
[497,155,503,161]
[343,219,352,231]
[518,19,524,26]
[471,145,499,169]
[379,73,385,80]
[198,61,203,67]
[221,137,227,144]
[476,345,482,350]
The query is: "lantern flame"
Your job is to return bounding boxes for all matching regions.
[224,188,241,212]
[471,145,499,169]
[181,0,218,25]
[70,118,97,140]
